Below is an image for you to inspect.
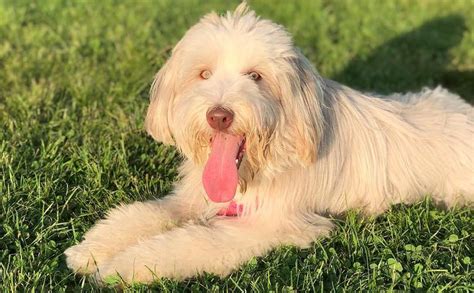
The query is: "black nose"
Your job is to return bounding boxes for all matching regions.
[206,107,234,130]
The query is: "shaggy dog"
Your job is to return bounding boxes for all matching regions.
[65,3,473,284]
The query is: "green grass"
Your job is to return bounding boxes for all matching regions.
[1,0,473,291]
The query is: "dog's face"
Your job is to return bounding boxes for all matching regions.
[145,3,325,202]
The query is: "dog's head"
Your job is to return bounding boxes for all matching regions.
[145,3,326,202]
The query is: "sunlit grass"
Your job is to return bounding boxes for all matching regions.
[1,0,473,291]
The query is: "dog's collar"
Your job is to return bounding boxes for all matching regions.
[216,201,243,217]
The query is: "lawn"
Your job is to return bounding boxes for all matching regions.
[1,0,473,291]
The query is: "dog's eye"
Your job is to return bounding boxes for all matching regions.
[247,71,261,81]
[200,70,212,80]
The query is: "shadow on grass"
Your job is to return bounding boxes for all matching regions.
[335,14,473,103]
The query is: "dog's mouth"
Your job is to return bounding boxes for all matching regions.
[202,132,246,203]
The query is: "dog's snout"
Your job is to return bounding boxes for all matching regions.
[206,107,234,130]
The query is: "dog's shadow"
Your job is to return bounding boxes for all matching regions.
[334,15,473,103]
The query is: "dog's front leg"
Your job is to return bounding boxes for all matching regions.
[65,192,206,274]
[94,213,334,284]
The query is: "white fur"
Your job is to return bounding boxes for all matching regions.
[65,3,473,285]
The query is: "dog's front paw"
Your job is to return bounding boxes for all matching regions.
[94,255,161,285]
[65,242,110,275]
[65,243,97,274]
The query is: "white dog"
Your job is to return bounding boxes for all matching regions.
[65,3,473,284]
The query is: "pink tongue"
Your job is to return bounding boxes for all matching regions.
[202,132,241,203]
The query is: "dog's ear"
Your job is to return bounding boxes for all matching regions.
[276,51,326,165]
[145,57,178,145]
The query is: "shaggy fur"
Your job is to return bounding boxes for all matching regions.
[65,3,473,284]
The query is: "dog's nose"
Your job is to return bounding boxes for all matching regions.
[206,107,234,130]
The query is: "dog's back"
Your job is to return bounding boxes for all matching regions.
[389,87,473,206]
[368,86,473,207]
[314,81,473,214]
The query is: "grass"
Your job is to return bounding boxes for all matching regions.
[0,0,473,291]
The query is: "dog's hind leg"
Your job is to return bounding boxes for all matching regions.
[93,213,334,284]
[65,193,206,275]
